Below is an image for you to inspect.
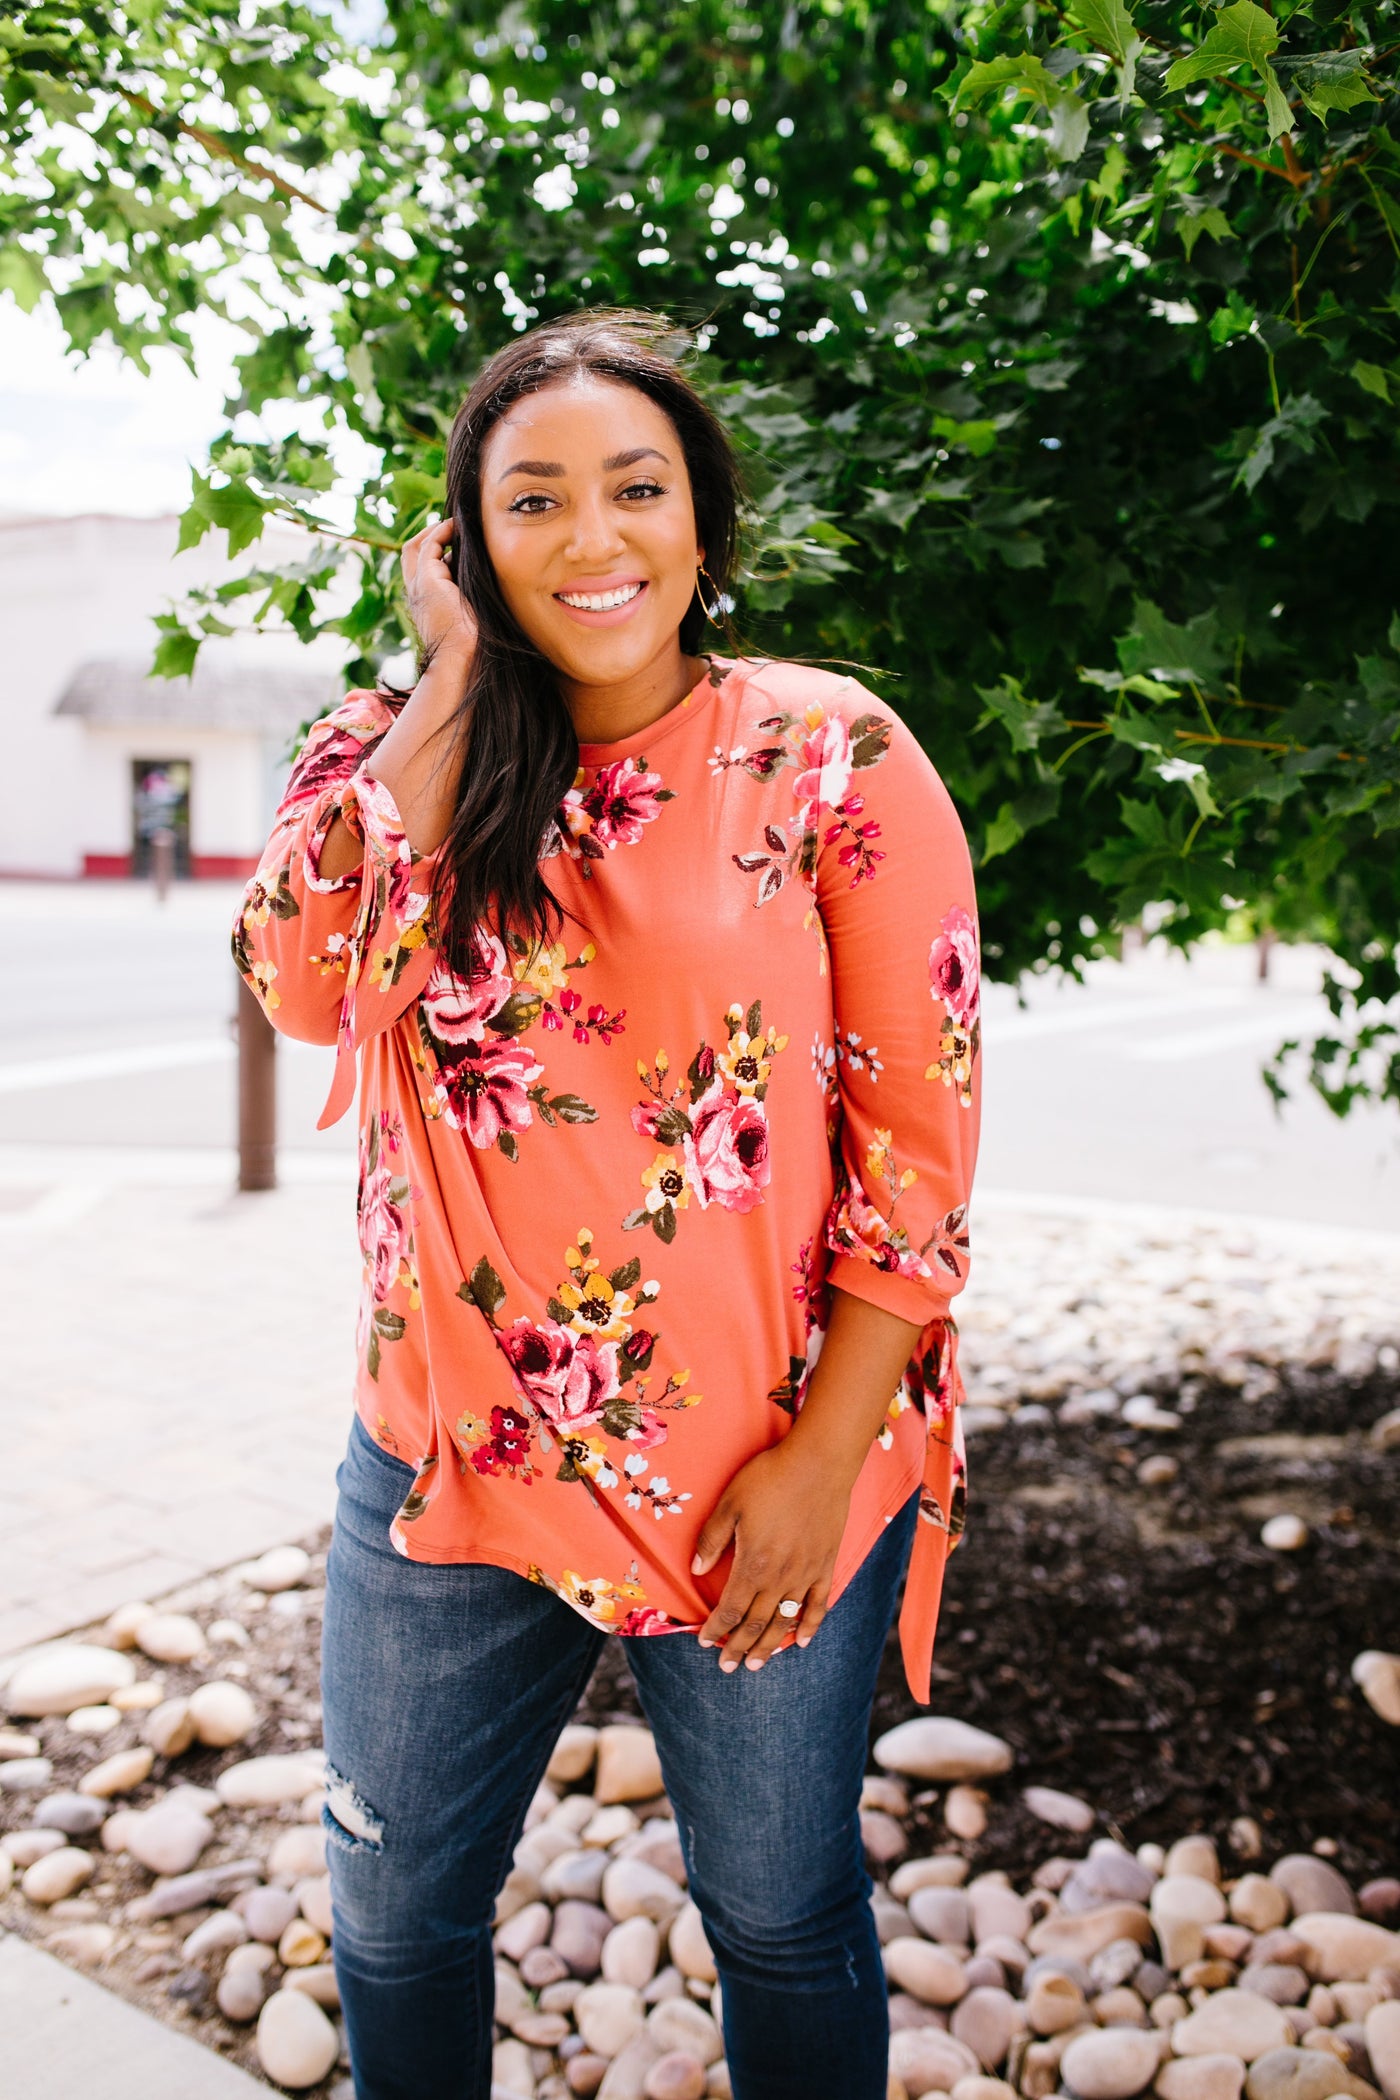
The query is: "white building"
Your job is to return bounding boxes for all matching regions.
[2,512,356,879]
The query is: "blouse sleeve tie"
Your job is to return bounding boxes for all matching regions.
[308,766,440,1130]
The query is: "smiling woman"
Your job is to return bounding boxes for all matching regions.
[232,307,982,2100]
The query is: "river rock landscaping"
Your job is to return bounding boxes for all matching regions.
[1,1208,1397,2097]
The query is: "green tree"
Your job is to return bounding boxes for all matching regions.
[4,0,1398,1110]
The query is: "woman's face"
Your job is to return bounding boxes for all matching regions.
[477,375,705,691]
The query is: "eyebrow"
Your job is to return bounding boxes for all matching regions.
[495,445,670,483]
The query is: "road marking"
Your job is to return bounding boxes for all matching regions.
[988,993,1247,1044]
[1124,1005,1327,1061]
[0,1040,234,1093]
[0,1035,327,1094]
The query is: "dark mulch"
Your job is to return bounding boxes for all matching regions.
[580,1371,1400,1886]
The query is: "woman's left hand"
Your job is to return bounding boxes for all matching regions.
[691,1441,852,1670]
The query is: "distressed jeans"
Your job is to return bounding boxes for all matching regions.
[320,1412,919,2100]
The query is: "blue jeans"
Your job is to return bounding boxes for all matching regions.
[321,1413,918,2100]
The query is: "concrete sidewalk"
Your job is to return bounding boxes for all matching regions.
[0,1169,360,1657]
[0,1933,269,2098]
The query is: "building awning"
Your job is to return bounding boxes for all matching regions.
[54,653,346,735]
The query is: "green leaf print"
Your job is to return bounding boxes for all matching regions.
[465,1257,507,1318]
[608,1256,642,1292]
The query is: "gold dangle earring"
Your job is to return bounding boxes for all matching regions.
[696,563,726,623]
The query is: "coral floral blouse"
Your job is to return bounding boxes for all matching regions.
[233,653,981,1700]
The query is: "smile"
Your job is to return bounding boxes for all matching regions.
[555,582,646,611]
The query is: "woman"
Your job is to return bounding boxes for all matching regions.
[234,307,981,2100]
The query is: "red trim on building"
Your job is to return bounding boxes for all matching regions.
[192,854,259,880]
[78,853,259,881]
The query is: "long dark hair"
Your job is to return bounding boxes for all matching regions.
[413,307,745,983]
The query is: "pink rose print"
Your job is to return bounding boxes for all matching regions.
[421,933,513,1045]
[499,1318,622,1429]
[793,715,853,831]
[618,1605,677,1636]
[433,1036,544,1147]
[929,905,980,1031]
[358,1152,414,1302]
[683,1078,772,1214]
[584,758,668,847]
[562,756,675,861]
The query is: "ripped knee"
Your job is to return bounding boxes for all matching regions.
[322,1762,385,1855]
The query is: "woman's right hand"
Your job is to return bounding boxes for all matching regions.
[402,516,477,668]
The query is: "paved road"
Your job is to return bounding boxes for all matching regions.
[1,878,1395,1228]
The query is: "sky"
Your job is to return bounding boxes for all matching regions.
[0,298,246,520]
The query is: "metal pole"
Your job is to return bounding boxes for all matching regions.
[237,974,278,1192]
[152,825,175,902]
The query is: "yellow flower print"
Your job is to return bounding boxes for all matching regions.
[866,1128,893,1182]
[250,960,280,1010]
[455,1411,489,1450]
[718,1009,790,1096]
[516,939,571,998]
[926,1022,976,1109]
[558,1570,625,1623]
[641,1152,689,1215]
[557,1226,635,1339]
[311,931,351,977]
[398,1258,421,1311]
[399,920,429,952]
[556,1431,619,1490]
[368,947,397,989]
[557,1270,634,1339]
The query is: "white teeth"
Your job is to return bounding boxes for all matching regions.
[557,583,644,611]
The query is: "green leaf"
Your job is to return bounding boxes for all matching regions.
[465,1256,507,1317]
[950,52,1060,112]
[982,803,1023,862]
[548,1093,599,1125]
[608,1256,642,1293]
[1065,0,1138,66]
[1261,63,1294,142]
[1289,48,1380,122]
[1353,361,1392,404]
[974,675,1067,753]
[1178,207,1234,262]
[1115,598,1227,684]
[1048,92,1091,163]
[0,246,48,313]
[150,629,200,681]
[1164,2,1279,89]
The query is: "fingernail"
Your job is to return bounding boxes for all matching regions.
[745,1656,765,1671]
[719,1658,738,1674]
[697,1638,714,1649]
[690,1555,704,1573]
[796,1636,812,1648]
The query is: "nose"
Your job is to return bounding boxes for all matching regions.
[563,489,627,566]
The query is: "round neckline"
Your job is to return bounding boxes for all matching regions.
[575,655,734,769]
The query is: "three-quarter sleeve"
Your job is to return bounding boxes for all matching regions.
[231,691,442,1126]
[816,700,982,1328]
